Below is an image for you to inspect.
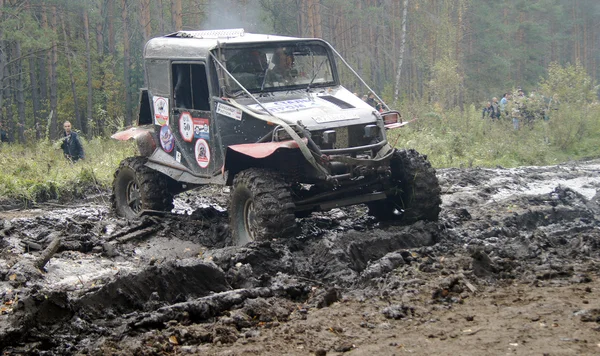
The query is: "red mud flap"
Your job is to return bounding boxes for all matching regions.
[227,139,306,159]
[111,126,156,157]
[111,126,153,140]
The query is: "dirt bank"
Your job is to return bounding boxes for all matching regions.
[1,159,600,355]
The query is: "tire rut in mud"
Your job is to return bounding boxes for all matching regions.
[3,160,600,354]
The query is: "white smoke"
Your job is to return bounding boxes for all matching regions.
[201,0,272,33]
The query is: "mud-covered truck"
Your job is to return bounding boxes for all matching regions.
[111,29,441,245]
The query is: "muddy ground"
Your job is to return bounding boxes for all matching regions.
[2,160,600,355]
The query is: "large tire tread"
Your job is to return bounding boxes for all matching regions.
[368,149,441,223]
[230,168,296,244]
[111,156,175,218]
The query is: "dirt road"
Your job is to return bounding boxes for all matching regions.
[1,159,600,355]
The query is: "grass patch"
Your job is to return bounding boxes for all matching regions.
[0,137,136,205]
[389,102,600,168]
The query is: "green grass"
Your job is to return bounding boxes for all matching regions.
[0,137,136,205]
[389,102,600,168]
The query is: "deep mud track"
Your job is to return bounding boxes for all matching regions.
[2,160,600,355]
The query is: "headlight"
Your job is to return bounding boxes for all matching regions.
[322,130,336,144]
[364,124,378,138]
[273,125,303,141]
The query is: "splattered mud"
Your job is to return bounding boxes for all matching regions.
[2,160,600,355]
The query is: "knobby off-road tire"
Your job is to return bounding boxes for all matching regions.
[368,149,441,223]
[230,168,296,245]
[111,157,175,219]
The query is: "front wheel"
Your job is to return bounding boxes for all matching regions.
[368,149,441,223]
[111,157,175,219]
[229,168,296,245]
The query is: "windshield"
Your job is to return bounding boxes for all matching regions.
[223,43,335,93]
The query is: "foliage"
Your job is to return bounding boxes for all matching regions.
[0,138,136,204]
[539,62,597,105]
[428,57,462,111]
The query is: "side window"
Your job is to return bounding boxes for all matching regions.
[172,63,210,111]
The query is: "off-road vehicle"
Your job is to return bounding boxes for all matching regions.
[111,29,441,245]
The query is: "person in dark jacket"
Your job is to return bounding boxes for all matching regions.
[61,121,85,162]
[366,93,377,108]
[482,101,493,119]
[0,122,8,143]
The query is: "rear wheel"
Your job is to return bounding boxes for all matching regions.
[368,149,441,223]
[230,168,296,245]
[111,157,175,219]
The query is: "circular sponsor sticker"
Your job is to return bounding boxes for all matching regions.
[179,112,193,142]
[154,97,169,126]
[194,139,210,168]
[160,125,175,153]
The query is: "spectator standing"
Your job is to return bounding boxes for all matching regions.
[482,101,493,119]
[61,121,85,162]
[366,93,377,108]
[490,97,500,120]
[499,92,510,117]
[0,122,8,143]
[511,89,526,130]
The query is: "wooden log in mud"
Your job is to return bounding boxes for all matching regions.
[35,233,62,270]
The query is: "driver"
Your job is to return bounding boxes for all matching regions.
[266,47,297,85]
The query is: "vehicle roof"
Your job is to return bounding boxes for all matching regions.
[144,28,317,60]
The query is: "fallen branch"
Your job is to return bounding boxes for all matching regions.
[35,233,62,270]
[130,283,311,329]
[116,226,160,243]
[107,217,156,241]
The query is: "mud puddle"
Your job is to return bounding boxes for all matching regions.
[2,160,600,354]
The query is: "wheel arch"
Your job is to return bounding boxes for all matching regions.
[223,141,304,185]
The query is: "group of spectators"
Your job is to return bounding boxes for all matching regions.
[482,88,555,130]
[356,92,385,112]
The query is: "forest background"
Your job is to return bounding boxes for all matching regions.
[0,0,599,203]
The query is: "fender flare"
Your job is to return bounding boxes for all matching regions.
[111,126,156,157]
[223,139,306,185]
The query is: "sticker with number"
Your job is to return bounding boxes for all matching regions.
[179,112,194,142]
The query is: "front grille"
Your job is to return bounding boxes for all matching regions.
[310,124,380,150]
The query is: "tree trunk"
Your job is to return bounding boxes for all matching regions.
[313,0,322,38]
[49,6,59,140]
[4,58,14,142]
[83,9,93,135]
[122,0,132,126]
[297,0,305,37]
[306,0,314,38]
[0,0,4,134]
[14,42,26,143]
[140,0,152,40]
[40,9,48,107]
[393,0,408,107]
[107,0,115,54]
[61,13,83,134]
[156,0,164,33]
[172,0,182,31]
[96,0,105,57]
[28,56,42,140]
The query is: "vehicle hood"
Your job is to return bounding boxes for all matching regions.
[237,87,380,129]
